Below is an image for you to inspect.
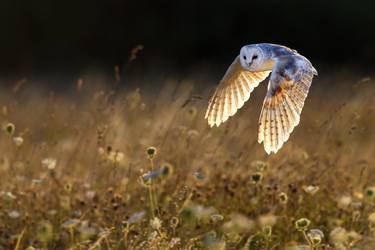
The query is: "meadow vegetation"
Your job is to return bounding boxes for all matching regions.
[0,72,375,249]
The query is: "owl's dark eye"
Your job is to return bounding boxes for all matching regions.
[243,55,247,60]
[252,55,258,60]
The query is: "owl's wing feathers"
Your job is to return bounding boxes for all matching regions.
[205,56,271,127]
[258,55,317,154]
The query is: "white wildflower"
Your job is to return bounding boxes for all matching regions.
[42,158,57,170]
[13,136,24,146]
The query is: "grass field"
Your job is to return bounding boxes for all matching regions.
[0,71,375,249]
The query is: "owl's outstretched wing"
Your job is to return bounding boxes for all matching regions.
[205,56,271,127]
[258,55,317,154]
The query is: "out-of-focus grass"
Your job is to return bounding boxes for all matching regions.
[0,73,375,250]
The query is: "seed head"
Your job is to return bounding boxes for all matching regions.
[150,217,162,230]
[303,185,319,195]
[337,195,352,209]
[262,226,272,237]
[278,192,288,204]
[8,210,20,219]
[64,183,73,192]
[160,163,173,178]
[4,122,15,136]
[210,214,224,224]
[246,233,268,250]
[146,146,157,159]
[140,173,152,187]
[251,161,269,172]
[251,172,263,184]
[295,218,311,231]
[36,220,54,244]
[170,217,179,228]
[42,158,57,170]
[107,151,124,163]
[13,136,24,146]
[365,186,375,199]
[307,229,324,246]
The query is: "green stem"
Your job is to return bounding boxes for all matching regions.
[69,227,75,246]
[302,230,313,249]
[148,158,158,216]
[148,185,155,218]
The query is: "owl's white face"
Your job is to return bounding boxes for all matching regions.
[239,46,264,71]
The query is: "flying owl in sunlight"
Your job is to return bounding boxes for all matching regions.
[205,43,318,154]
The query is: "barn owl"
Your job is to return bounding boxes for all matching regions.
[205,43,317,154]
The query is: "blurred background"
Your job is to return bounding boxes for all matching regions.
[1,0,375,82]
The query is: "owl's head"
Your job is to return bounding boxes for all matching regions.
[239,45,264,71]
